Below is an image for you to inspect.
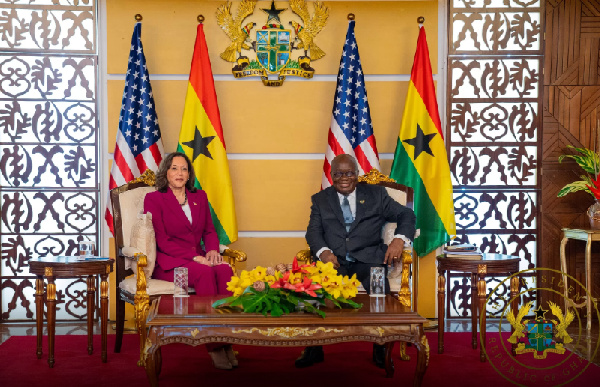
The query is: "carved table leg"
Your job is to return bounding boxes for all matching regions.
[86,275,95,355]
[384,341,394,378]
[45,269,56,368]
[156,347,162,376]
[399,341,410,361]
[471,273,478,350]
[477,265,487,362]
[585,235,593,332]
[35,276,44,360]
[414,326,429,387]
[100,272,109,363]
[145,348,159,387]
[510,275,520,356]
[437,270,446,354]
[559,235,569,311]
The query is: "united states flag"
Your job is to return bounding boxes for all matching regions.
[105,22,164,235]
[321,20,379,189]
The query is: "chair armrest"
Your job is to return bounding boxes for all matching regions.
[296,248,313,263]
[121,246,144,260]
[221,246,247,275]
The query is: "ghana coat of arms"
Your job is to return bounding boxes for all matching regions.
[216,0,329,86]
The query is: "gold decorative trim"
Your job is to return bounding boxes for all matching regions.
[100,280,109,298]
[35,278,44,295]
[477,264,487,275]
[399,341,410,361]
[358,169,395,185]
[44,267,53,277]
[222,248,248,276]
[375,327,385,337]
[134,253,150,367]
[232,327,343,338]
[47,283,56,301]
[422,335,430,366]
[398,248,413,307]
[438,274,446,292]
[296,248,312,263]
[130,169,156,186]
[191,328,200,338]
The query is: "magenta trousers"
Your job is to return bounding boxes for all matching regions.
[153,261,233,296]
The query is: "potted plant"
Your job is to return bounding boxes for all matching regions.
[558,145,600,228]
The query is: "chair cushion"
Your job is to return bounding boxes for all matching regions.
[119,277,174,296]
[129,213,157,279]
[118,186,156,249]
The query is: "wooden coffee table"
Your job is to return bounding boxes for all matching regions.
[29,256,113,368]
[144,294,429,386]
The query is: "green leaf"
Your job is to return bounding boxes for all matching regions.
[559,146,600,175]
[557,181,592,197]
[304,303,326,318]
[271,303,283,317]
[212,296,238,308]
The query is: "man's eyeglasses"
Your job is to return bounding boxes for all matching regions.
[332,171,357,179]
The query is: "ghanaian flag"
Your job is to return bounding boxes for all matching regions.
[177,24,237,244]
[390,26,455,256]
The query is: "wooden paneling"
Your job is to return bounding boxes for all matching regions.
[542,0,600,310]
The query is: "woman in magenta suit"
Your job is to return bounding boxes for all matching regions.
[144,152,237,370]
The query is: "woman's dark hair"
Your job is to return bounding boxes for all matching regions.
[155,152,197,193]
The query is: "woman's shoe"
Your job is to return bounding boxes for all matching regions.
[224,345,238,367]
[208,347,233,370]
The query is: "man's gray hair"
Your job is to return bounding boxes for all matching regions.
[331,154,359,173]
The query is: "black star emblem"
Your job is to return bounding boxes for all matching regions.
[182,126,215,161]
[402,123,437,160]
[261,0,286,25]
[534,305,548,320]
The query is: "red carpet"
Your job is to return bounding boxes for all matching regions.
[0,332,598,386]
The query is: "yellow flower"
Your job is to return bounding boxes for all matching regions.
[250,266,267,282]
[265,275,276,286]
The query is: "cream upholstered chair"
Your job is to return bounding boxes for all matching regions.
[110,169,247,365]
[297,169,417,360]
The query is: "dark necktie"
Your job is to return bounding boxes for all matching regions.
[341,196,356,262]
[341,196,354,232]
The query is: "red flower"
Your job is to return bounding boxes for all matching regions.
[587,175,600,200]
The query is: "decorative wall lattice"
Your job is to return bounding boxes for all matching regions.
[446,0,542,317]
[0,0,98,321]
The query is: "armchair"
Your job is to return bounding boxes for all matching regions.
[110,169,247,365]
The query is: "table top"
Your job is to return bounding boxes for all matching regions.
[437,253,520,273]
[30,256,113,264]
[29,256,114,276]
[147,294,427,327]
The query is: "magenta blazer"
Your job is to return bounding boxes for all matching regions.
[144,188,220,271]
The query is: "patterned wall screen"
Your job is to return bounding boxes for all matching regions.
[447,0,542,317]
[0,0,98,321]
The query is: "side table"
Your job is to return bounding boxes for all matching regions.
[29,256,114,368]
[559,228,599,332]
[437,253,521,362]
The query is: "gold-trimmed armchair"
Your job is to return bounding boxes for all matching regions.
[297,169,418,360]
[110,169,247,365]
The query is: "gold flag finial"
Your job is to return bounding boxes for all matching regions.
[197,15,205,23]
[347,13,355,21]
[135,14,143,22]
[417,16,424,24]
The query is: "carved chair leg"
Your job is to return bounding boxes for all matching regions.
[134,253,150,367]
[399,341,410,361]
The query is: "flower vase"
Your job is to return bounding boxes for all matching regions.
[587,201,600,229]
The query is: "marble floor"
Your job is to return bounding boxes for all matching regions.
[2,318,598,366]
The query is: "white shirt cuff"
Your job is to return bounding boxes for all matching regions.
[316,247,332,259]
[393,234,411,246]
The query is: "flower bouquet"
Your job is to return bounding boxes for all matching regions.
[212,257,362,318]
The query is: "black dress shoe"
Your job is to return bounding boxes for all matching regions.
[373,343,394,369]
[295,346,324,368]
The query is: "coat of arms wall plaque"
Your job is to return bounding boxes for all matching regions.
[216,0,329,86]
